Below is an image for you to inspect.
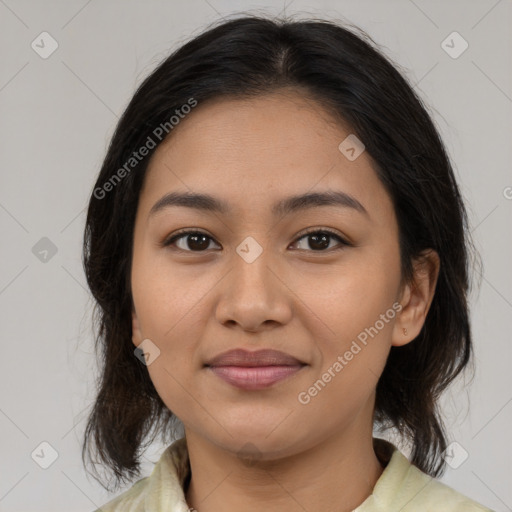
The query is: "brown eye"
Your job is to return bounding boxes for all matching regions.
[164,231,220,252]
[292,230,349,252]
[163,228,350,253]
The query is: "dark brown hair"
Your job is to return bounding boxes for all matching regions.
[82,14,478,491]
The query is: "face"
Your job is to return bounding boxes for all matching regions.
[130,91,428,460]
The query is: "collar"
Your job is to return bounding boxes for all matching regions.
[143,436,407,511]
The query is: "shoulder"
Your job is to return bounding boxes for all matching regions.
[357,439,494,512]
[401,465,493,511]
[92,476,149,512]
[398,463,494,511]
[92,437,191,512]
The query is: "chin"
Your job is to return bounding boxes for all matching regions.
[207,422,305,460]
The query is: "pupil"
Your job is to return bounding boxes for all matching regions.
[310,233,329,250]
[189,234,209,251]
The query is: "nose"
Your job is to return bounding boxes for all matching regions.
[214,246,293,333]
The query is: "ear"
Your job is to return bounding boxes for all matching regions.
[132,305,144,347]
[392,249,440,347]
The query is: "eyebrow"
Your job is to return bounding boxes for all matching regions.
[149,190,368,218]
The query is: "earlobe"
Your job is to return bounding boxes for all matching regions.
[132,308,143,347]
[392,249,440,347]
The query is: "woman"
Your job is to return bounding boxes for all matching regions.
[82,14,493,512]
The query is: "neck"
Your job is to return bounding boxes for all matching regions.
[184,426,384,512]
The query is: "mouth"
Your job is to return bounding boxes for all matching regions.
[205,349,307,390]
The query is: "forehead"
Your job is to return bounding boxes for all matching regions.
[139,92,395,223]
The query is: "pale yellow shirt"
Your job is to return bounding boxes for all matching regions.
[95,437,493,511]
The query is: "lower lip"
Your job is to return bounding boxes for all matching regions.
[208,365,304,390]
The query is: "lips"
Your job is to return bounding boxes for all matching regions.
[205,348,304,367]
[205,349,306,390]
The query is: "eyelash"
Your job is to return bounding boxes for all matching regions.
[161,228,351,253]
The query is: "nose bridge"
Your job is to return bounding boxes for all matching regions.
[215,236,291,330]
[231,236,276,301]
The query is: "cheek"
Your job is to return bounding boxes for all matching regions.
[296,284,395,425]
[131,244,216,339]
[131,253,205,407]
[297,252,400,339]
[297,248,400,385]
[133,274,206,418]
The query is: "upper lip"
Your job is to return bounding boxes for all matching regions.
[205,349,305,367]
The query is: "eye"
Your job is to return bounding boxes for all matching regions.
[162,230,220,252]
[162,228,350,253]
[291,229,350,252]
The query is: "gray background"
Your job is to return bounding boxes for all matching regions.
[0,0,511,510]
